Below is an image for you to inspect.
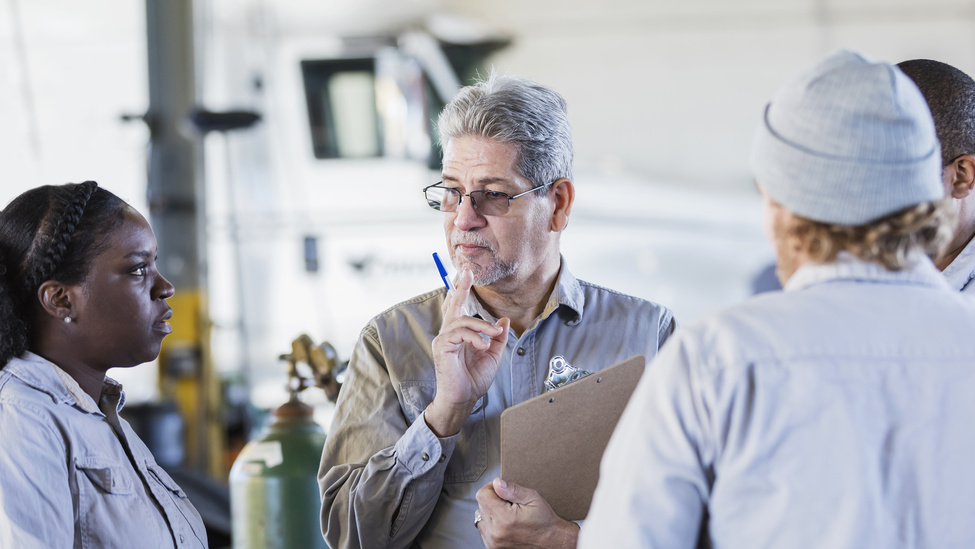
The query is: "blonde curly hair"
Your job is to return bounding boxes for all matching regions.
[788,199,956,271]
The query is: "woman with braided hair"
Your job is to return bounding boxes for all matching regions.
[0,182,207,548]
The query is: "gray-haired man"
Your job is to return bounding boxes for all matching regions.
[318,73,676,549]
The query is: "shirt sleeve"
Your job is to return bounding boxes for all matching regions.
[319,324,457,549]
[579,329,712,549]
[658,306,679,348]
[0,401,75,549]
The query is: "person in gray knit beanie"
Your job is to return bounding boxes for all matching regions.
[747,50,955,284]
[751,49,944,226]
[581,50,975,549]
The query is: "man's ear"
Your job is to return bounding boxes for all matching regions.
[549,178,575,232]
[947,154,975,199]
[36,280,77,323]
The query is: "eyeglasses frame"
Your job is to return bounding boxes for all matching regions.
[422,180,556,216]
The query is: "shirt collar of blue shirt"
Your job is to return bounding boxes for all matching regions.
[942,234,975,291]
[784,251,950,293]
[6,352,126,415]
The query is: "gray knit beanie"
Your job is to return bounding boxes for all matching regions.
[750,50,944,225]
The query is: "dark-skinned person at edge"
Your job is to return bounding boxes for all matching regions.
[0,182,208,548]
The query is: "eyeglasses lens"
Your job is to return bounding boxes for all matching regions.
[472,191,510,216]
[425,186,453,212]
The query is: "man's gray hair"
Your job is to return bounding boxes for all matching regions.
[437,71,574,191]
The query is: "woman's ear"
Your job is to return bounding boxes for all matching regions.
[37,280,76,324]
[549,178,575,232]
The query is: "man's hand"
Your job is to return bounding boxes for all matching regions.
[475,478,579,549]
[426,269,510,437]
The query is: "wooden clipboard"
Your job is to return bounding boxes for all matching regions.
[499,354,646,521]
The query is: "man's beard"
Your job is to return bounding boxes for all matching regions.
[449,232,518,286]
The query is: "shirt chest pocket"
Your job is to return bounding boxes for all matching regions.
[74,458,151,548]
[400,381,487,484]
[146,463,208,546]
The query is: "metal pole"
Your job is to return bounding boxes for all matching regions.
[145,0,220,476]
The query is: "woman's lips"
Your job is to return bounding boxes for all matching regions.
[155,310,174,334]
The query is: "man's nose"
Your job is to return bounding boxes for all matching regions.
[453,194,486,230]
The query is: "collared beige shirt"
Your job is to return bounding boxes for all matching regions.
[319,261,676,549]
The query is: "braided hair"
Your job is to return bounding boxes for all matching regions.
[0,182,128,367]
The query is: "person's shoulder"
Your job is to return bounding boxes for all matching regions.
[372,287,445,321]
[680,289,793,341]
[358,287,446,339]
[0,359,51,405]
[0,364,63,432]
[659,291,799,363]
[576,279,674,318]
[670,286,887,368]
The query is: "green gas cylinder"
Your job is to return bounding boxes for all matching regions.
[230,399,329,549]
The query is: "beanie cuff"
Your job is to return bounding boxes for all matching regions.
[750,105,944,225]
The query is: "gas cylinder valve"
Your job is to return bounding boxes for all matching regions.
[280,334,342,402]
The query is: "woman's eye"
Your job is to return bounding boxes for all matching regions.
[132,266,147,276]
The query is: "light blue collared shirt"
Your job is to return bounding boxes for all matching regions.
[582,254,975,549]
[0,353,207,549]
[943,235,975,294]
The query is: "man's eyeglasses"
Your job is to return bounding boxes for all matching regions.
[423,181,553,217]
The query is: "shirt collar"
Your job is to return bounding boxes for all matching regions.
[942,235,975,292]
[784,251,951,293]
[554,257,584,324]
[51,360,101,414]
[469,255,585,328]
[6,351,126,415]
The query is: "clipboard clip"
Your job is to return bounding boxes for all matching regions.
[544,356,592,392]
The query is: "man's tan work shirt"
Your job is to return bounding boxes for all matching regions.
[318,261,676,549]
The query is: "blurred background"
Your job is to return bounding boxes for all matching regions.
[2,0,972,545]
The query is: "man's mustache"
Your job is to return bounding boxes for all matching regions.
[451,233,496,254]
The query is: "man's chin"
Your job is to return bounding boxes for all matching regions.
[472,264,520,287]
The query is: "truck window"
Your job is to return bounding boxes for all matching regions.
[301,58,380,159]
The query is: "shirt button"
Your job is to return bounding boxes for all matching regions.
[179,534,184,543]
[516,347,526,356]
[438,454,446,463]
[421,452,430,461]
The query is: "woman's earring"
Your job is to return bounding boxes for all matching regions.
[64,316,72,324]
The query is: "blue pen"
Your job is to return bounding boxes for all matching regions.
[433,252,454,292]
[432,252,481,320]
